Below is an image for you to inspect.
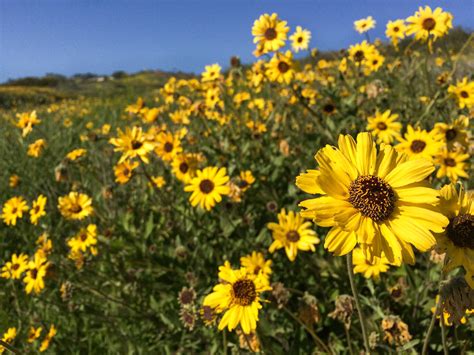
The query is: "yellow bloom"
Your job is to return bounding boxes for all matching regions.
[184,167,230,211]
[1,253,28,279]
[58,192,93,220]
[39,325,57,352]
[27,326,42,343]
[151,176,166,189]
[252,13,289,55]
[352,247,390,280]
[238,171,255,192]
[240,251,272,279]
[354,16,376,33]
[109,126,155,164]
[23,253,49,294]
[114,160,139,184]
[435,184,474,288]
[366,110,402,144]
[68,224,98,253]
[296,132,449,265]
[201,63,221,82]
[448,77,474,109]
[203,265,271,334]
[348,41,376,65]
[435,148,469,182]
[171,153,201,183]
[363,51,385,74]
[155,131,183,162]
[66,148,87,161]
[27,139,46,158]
[396,125,444,161]
[268,209,320,262]
[290,26,311,52]
[385,20,406,47]
[16,110,40,137]
[406,6,451,42]
[125,97,144,114]
[30,194,47,225]
[266,50,295,84]
[432,116,470,150]
[1,196,29,226]
[0,327,16,353]
[9,175,20,188]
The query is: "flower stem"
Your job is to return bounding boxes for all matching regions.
[421,297,440,355]
[440,316,449,355]
[346,252,370,353]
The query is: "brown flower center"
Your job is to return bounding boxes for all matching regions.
[444,158,456,167]
[445,129,457,141]
[164,142,173,153]
[348,175,396,222]
[377,122,388,130]
[460,91,469,98]
[393,27,399,32]
[131,140,143,150]
[264,28,277,40]
[238,180,249,189]
[323,103,335,114]
[410,140,426,153]
[286,230,300,242]
[278,61,290,73]
[354,50,365,62]
[179,162,189,174]
[12,263,20,270]
[297,37,303,43]
[70,204,83,214]
[30,268,38,279]
[199,179,215,194]
[422,17,436,31]
[232,279,257,306]
[446,213,474,249]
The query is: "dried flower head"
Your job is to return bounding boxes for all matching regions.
[329,295,354,329]
[381,315,412,346]
[271,282,290,309]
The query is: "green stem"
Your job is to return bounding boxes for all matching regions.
[222,329,227,355]
[346,252,370,353]
[421,297,440,355]
[440,317,449,355]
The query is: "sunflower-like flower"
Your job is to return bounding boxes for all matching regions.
[23,253,49,294]
[155,131,183,162]
[354,16,376,34]
[352,247,390,280]
[16,110,41,137]
[448,78,474,109]
[432,116,470,150]
[396,125,444,161]
[268,209,320,262]
[114,160,139,184]
[30,194,47,225]
[434,148,470,182]
[171,153,201,183]
[109,126,155,164]
[405,6,451,42]
[240,251,272,279]
[67,224,98,253]
[252,13,289,56]
[290,26,311,53]
[366,110,402,144]
[27,139,46,158]
[1,196,29,226]
[435,184,474,288]
[1,253,28,279]
[203,265,271,334]
[58,192,93,220]
[348,41,377,65]
[385,20,406,48]
[266,50,295,84]
[184,167,230,211]
[201,63,221,82]
[66,148,87,161]
[237,170,255,192]
[296,132,449,265]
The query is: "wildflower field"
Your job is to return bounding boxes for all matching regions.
[1,6,473,354]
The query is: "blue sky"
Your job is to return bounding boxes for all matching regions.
[0,0,472,82]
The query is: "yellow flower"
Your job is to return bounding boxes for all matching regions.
[151,176,166,189]
[366,110,402,144]
[268,209,320,262]
[296,132,449,265]
[385,20,406,47]
[201,63,221,82]
[27,139,46,158]
[125,97,144,114]
[240,251,272,279]
[448,77,474,109]
[203,265,271,334]
[16,110,40,137]
[184,167,230,211]
[432,116,470,150]
[1,253,28,279]
[290,26,311,52]
[30,194,47,225]
[363,51,385,74]
[171,153,201,183]
[406,6,451,42]
[252,13,289,55]
[109,126,155,164]
[266,50,295,84]
[9,175,20,188]
[23,253,49,294]
[0,327,16,353]
[435,184,474,288]
[354,16,376,33]
[396,125,444,161]
[58,192,93,220]
[352,247,390,280]
[1,196,29,226]
[435,148,469,182]
[66,148,87,161]
[68,224,98,253]
[238,171,255,192]
[348,41,376,65]
[114,160,139,184]
[155,131,183,162]
[27,326,42,343]
[39,325,56,352]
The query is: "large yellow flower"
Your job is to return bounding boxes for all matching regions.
[289,26,311,53]
[184,167,230,211]
[354,16,376,34]
[396,125,444,161]
[366,110,402,144]
[1,196,29,226]
[296,132,449,265]
[252,13,289,55]
[203,265,271,334]
[58,192,93,220]
[448,78,474,109]
[109,126,155,164]
[266,50,295,84]
[405,6,451,41]
[436,184,474,288]
[268,209,320,262]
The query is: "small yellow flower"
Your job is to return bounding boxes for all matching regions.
[1,196,29,226]
[354,16,376,33]
[30,195,47,225]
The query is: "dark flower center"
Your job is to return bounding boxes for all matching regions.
[422,18,436,31]
[80,232,88,241]
[460,91,469,98]
[354,50,365,62]
[164,142,173,153]
[393,27,399,32]
[179,162,189,174]
[445,129,457,141]
[12,263,20,270]
[179,290,195,305]
[297,37,303,43]
[377,122,388,130]
[131,140,143,150]
[70,204,83,214]
[444,158,456,167]
[446,213,474,249]
[323,103,335,113]
[348,175,396,222]
[199,179,215,194]
[238,180,249,189]
[278,61,290,73]
[264,28,277,40]
[286,230,300,242]
[232,279,257,306]
[410,140,426,153]
[30,268,38,279]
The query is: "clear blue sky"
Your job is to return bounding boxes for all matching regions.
[0,0,472,82]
